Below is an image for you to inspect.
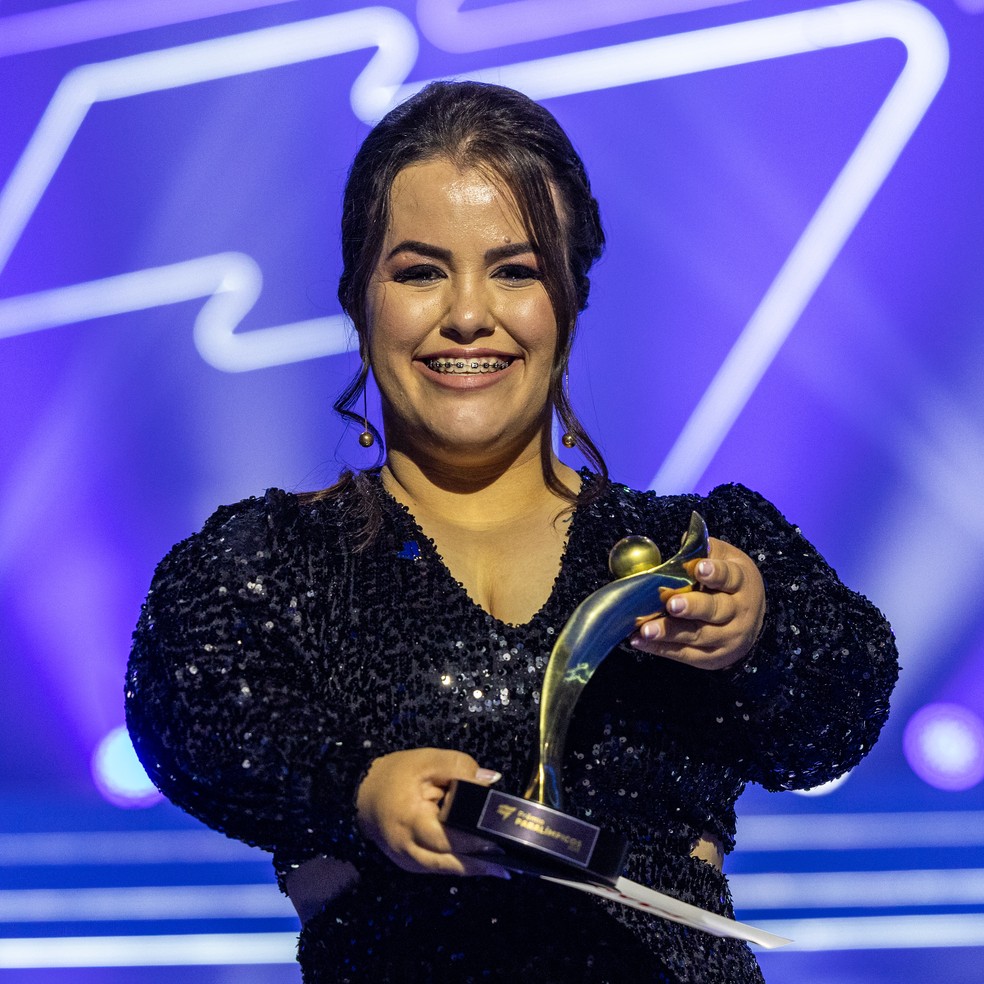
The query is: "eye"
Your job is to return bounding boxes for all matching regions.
[494,263,542,285]
[392,264,445,285]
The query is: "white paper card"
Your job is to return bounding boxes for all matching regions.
[541,874,791,949]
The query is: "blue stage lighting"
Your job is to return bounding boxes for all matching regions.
[91,725,163,808]
[904,703,984,792]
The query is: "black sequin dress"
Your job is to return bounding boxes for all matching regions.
[126,472,898,982]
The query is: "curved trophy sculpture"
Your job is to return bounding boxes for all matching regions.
[525,511,710,810]
[440,512,710,884]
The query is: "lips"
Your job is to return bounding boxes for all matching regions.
[423,357,513,375]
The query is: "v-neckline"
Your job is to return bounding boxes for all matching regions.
[372,469,591,630]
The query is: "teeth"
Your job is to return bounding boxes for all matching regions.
[426,358,511,375]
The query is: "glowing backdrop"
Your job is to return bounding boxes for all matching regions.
[1,0,983,980]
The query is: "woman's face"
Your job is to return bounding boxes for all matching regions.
[367,158,559,466]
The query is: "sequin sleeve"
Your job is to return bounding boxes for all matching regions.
[125,489,369,863]
[700,484,898,792]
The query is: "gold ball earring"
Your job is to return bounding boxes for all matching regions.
[358,380,375,447]
[560,366,576,449]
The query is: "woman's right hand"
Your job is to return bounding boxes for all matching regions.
[355,748,510,878]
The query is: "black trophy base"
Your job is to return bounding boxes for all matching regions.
[439,780,628,886]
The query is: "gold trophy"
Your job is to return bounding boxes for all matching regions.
[440,512,710,885]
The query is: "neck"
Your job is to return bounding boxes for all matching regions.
[382,444,580,528]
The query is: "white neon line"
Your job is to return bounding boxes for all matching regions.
[3,916,983,966]
[400,1,942,106]
[737,811,984,851]
[416,0,751,54]
[750,913,984,952]
[71,8,415,111]
[397,2,949,489]
[4,869,981,922]
[731,868,984,909]
[0,885,294,922]
[0,80,92,275]
[0,254,255,337]
[0,0,947,387]
[0,0,303,59]
[0,7,416,370]
[0,7,416,270]
[0,932,299,969]
[4,811,981,867]
[0,829,260,866]
[650,0,949,491]
[0,253,354,371]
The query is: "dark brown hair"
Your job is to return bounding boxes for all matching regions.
[313,81,608,526]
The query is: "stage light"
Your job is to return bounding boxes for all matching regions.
[91,726,162,808]
[904,703,984,792]
[792,772,851,797]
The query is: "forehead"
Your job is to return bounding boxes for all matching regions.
[384,159,529,243]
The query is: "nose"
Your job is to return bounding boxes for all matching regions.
[440,276,495,343]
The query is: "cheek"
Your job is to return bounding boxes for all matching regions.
[368,286,442,346]
[523,297,560,356]
[498,288,555,340]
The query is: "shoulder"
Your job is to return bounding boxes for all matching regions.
[591,474,782,526]
[587,475,798,551]
[148,485,361,600]
[595,477,696,513]
[700,483,796,534]
[159,488,298,571]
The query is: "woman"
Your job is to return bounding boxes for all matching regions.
[126,82,898,982]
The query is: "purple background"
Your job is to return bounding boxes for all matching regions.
[2,0,983,979]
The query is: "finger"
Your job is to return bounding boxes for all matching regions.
[474,767,503,784]
[647,645,738,672]
[418,848,511,879]
[636,590,733,633]
[413,808,457,854]
[643,624,711,654]
[425,751,502,788]
[665,591,733,627]
[632,615,711,649]
[402,839,511,879]
[445,827,504,857]
[421,770,503,815]
[629,633,731,668]
[458,855,512,879]
[634,617,665,642]
[402,841,461,874]
[630,625,708,656]
[693,557,747,594]
[414,810,505,858]
[426,750,480,782]
[631,618,732,662]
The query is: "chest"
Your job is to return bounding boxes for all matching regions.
[416,509,573,626]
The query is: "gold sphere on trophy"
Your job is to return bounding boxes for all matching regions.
[608,535,662,579]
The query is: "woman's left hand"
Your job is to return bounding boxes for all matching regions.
[629,537,765,670]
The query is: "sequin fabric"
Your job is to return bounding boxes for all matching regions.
[126,473,898,983]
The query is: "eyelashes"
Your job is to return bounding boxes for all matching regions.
[391,263,542,285]
[392,264,442,284]
[495,263,543,284]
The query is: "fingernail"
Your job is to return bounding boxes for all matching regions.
[641,621,662,641]
[475,768,502,784]
[491,867,512,880]
[668,596,686,615]
[697,560,712,578]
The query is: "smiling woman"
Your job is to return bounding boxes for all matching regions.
[125,81,898,983]
[368,160,558,469]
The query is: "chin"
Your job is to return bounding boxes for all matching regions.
[434,431,508,457]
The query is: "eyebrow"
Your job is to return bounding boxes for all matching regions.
[385,240,539,264]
